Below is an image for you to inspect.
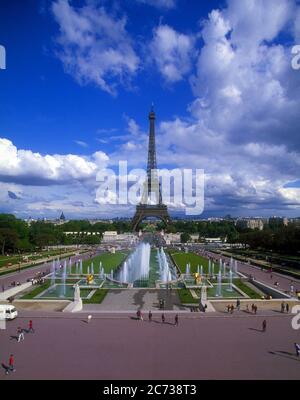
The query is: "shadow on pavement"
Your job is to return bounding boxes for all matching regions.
[269,351,300,362]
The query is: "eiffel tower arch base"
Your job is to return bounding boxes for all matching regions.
[132,205,171,232]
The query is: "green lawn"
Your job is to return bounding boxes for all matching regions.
[233,280,261,299]
[21,281,52,299]
[177,289,199,304]
[171,252,211,274]
[83,289,108,304]
[73,251,128,274]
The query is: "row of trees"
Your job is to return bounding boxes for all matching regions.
[0,214,299,256]
[237,225,300,254]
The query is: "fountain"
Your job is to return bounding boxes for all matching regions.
[110,269,113,280]
[87,266,90,275]
[186,263,190,275]
[69,258,72,274]
[208,259,211,276]
[80,259,83,275]
[51,260,56,286]
[197,265,200,274]
[117,242,151,284]
[60,260,67,297]
[228,270,233,292]
[212,263,215,277]
[216,270,222,297]
[157,248,173,283]
[200,265,203,276]
[234,260,238,274]
[223,260,227,278]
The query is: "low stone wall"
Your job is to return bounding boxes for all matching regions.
[210,298,300,313]
[12,299,70,312]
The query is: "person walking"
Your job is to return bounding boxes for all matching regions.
[161,313,165,324]
[28,320,34,333]
[5,354,15,375]
[262,319,267,332]
[236,299,241,311]
[295,343,300,357]
[17,327,24,342]
[281,302,285,313]
[286,303,290,314]
[148,310,152,322]
[174,314,179,326]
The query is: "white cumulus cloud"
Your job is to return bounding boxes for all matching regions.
[52,0,140,95]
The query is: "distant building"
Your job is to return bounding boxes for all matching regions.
[204,237,225,244]
[269,217,288,228]
[60,212,66,221]
[236,218,264,230]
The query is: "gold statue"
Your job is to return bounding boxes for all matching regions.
[194,273,202,285]
[86,274,94,285]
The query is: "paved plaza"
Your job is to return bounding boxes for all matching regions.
[84,289,185,312]
[1,311,300,380]
[1,249,300,380]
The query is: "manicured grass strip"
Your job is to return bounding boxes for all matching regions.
[78,251,128,274]
[171,252,210,274]
[233,280,260,299]
[21,281,52,299]
[83,289,108,304]
[177,289,199,304]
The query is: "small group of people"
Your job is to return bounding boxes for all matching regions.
[136,310,179,326]
[280,302,290,313]
[17,320,35,343]
[226,304,235,314]
[226,299,241,314]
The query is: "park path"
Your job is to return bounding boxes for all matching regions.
[203,250,300,295]
[0,251,94,294]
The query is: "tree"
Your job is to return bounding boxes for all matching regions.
[0,228,19,255]
[180,232,191,243]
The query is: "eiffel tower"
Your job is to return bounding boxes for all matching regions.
[132,107,171,231]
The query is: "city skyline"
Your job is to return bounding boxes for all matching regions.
[0,0,300,219]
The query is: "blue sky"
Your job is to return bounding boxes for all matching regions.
[0,0,300,219]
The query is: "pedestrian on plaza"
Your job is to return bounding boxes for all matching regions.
[286,303,290,314]
[174,314,179,326]
[148,310,152,322]
[227,304,231,313]
[161,313,165,324]
[87,315,92,324]
[236,299,241,311]
[295,343,300,357]
[5,354,15,375]
[28,320,34,333]
[262,320,267,332]
[251,304,255,313]
[254,305,258,315]
[17,327,24,342]
[281,302,285,313]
